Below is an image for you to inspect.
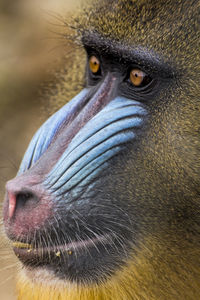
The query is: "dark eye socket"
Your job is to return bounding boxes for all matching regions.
[87,51,153,89]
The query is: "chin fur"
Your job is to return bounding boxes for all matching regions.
[17,235,200,300]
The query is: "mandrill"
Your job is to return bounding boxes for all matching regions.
[3,0,200,299]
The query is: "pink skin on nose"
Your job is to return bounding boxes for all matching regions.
[8,192,16,219]
[4,174,53,239]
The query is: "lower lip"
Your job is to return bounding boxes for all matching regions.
[13,234,112,260]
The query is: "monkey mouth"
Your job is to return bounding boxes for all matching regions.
[12,233,113,266]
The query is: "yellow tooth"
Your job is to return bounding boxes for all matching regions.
[55,251,61,257]
[13,242,32,249]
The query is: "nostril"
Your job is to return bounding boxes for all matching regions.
[7,190,39,219]
[16,191,35,209]
[15,191,39,212]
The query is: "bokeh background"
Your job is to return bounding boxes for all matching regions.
[0,0,80,298]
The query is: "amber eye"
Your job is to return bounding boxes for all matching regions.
[130,69,147,87]
[89,56,100,74]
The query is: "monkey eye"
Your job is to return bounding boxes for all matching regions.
[89,55,101,74]
[129,68,152,87]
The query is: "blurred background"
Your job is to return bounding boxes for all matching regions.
[0,0,80,298]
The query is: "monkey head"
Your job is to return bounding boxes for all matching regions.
[3,0,200,299]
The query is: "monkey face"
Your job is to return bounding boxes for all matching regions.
[3,0,200,294]
[3,66,150,282]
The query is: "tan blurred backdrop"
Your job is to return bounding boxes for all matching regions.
[0,1,80,299]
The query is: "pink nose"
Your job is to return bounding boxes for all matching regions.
[7,189,37,219]
[5,175,40,220]
[3,175,53,238]
[8,191,16,219]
